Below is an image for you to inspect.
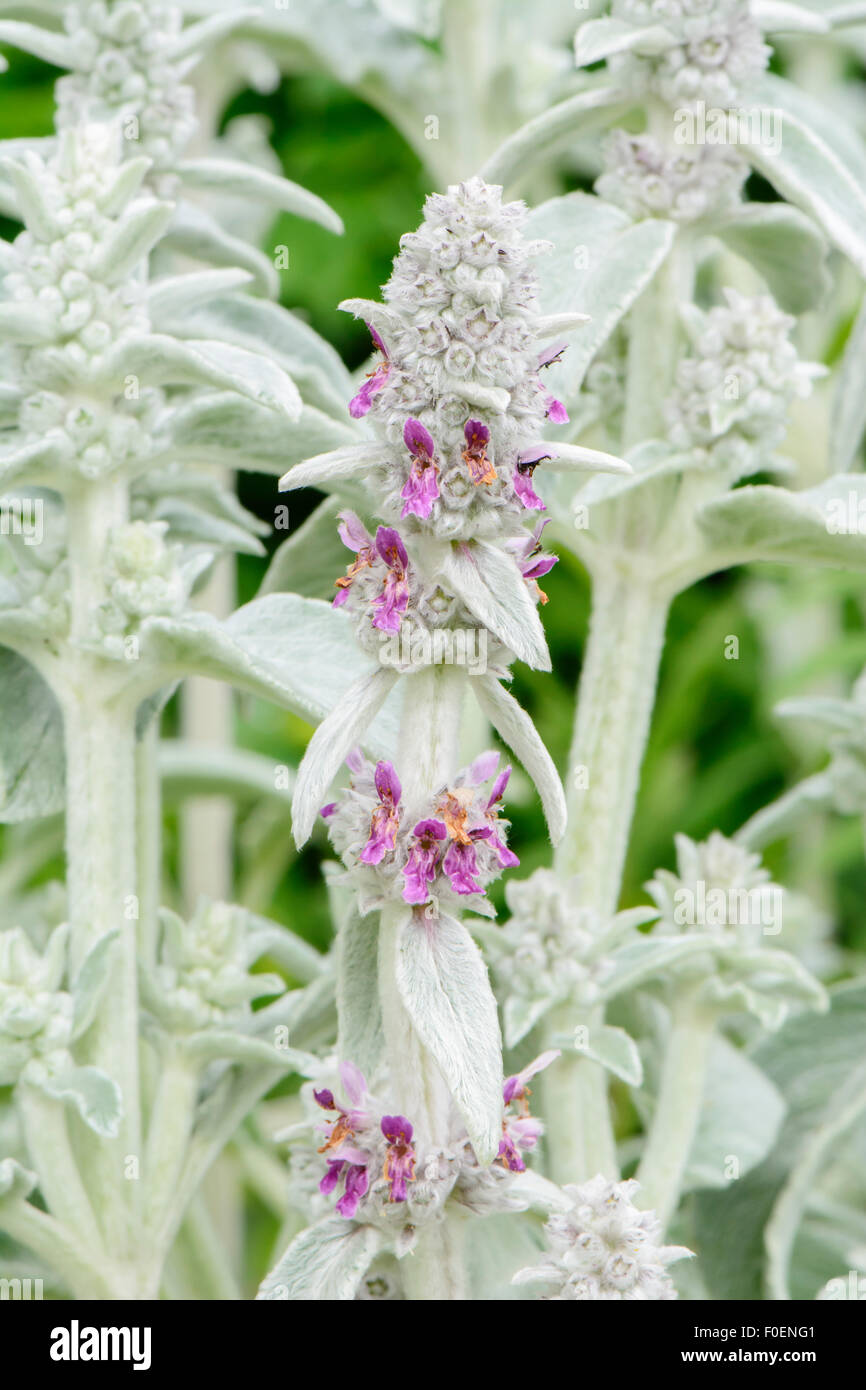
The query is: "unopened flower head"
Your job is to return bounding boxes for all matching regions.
[3,127,164,474]
[602,0,771,110]
[321,749,518,916]
[59,1,196,173]
[647,830,782,942]
[145,900,285,1033]
[596,131,747,223]
[342,177,575,540]
[665,290,820,476]
[489,869,616,1044]
[513,1175,691,1299]
[0,927,73,1086]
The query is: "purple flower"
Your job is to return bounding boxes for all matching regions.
[462,419,496,487]
[400,418,440,520]
[537,341,567,370]
[497,1051,559,1172]
[509,518,558,605]
[321,1157,370,1218]
[402,817,448,904]
[381,1115,417,1202]
[513,444,558,512]
[371,526,410,634]
[484,764,519,868]
[315,1061,373,1152]
[544,393,569,424]
[333,511,375,608]
[512,464,545,511]
[537,341,569,424]
[503,1050,560,1107]
[442,836,489,895]
[349,324,390,418]
[360,761,402,865]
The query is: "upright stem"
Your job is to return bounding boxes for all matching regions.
[542,566,671,1185]
[557,565,671,906]
[61,480,141,1259]
[636,987,716,1230]
[377,666,468,1300]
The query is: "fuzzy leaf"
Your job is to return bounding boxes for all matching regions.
[116,335,302,420]
[714,203,831,314]
[71,931,118,1042]
[91,200,174,282]
[480,85,627,192]
[176,158,343,234]
[830,292,866,473]
[163,203,279,297]
[291,668,400,847]
[181,1032,317,1072]
[169,394,357,475]
[439,540,550,672]
[34,1066,123,1138]
[0,1158,37,1203]
[262,496,352,599]
[471,674,566,844]
[279,442,386,492]
[0,650,64,822]
[0,21,77,67]
[137,595,402,760]
[574,1022,643,1085]
[574,16,675,65]
[748,74,866,275]
[684,1036,786,1191]
[527,192,676,398]
[396,910,503,1162]
[697,477,866,570]
[146,268,254,321]
[337,909,384,1078]
[257,1217,383,1300]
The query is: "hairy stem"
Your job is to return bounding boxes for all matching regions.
[636,987,716,1230]
[377,665,468,1300]
[543,568,670,1185]
[61,480,140,1260]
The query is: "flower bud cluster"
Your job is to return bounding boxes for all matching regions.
[596,131,747,223]
[345,177,573,541]
[665,290,819,476]
[142,901,285,1034]
[59,2,196,172]
[0,927,73,1087]
[514,1175,691,1300]
[605,0,770,110]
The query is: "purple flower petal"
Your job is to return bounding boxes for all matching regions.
[513,465,545,511]
[537,340,568,370]
[403,418,435,461]
[320,1159,345,1195]
[381,1115,413,1145]
[375,526,409,571]
[337,510,371,554]
[487,765,511,808]
[339,1060,367,1107]
[443,840,483,895]
[544,392,569,424]
[320,802,337,819]
[314,1088,336,1111]
[467,750,500,786]
[335,1162,369,1218]
[374,760,402,807]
